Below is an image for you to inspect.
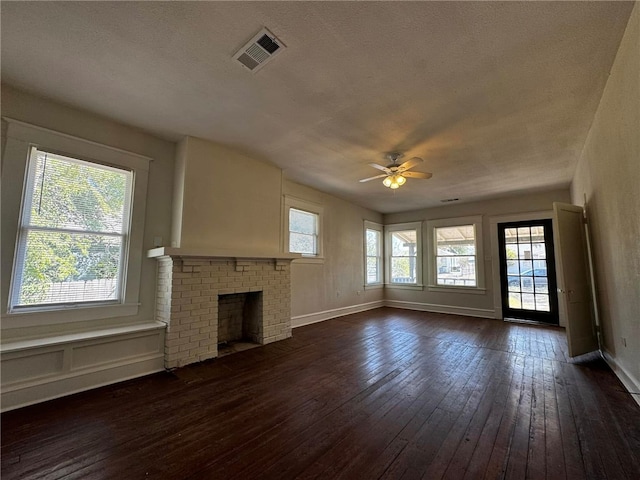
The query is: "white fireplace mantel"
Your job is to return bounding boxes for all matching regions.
[147,247,301,261]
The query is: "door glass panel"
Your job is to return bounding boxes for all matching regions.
[508,292,521,308]
[517,227,531,243]
[535,277,548,294]
[518,243,533,259]
[505,228,518,243]
[519,260,533,274]
[531,226,545,242]
[506,260,519,275]
[532,243,546,259]
[505,244,518,259]
[507,276,521,292]
[522,293,536,310]
[533,260,547,272]
[520,277,534,293]
[535,294,550,311]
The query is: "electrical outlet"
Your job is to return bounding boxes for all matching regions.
[357,290,361,295]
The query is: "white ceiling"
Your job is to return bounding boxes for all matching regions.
[1,1,634,213]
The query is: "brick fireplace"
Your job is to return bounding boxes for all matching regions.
[149,249,297,369]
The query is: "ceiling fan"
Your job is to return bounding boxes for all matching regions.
[359,153,432,189]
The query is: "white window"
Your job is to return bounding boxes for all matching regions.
[385,222,423,288]
[289,208,318,255]
[427,216,485,292]
[284,196,323,261]
[364,221,383,286]
[10,148,132,309]
[2,119,150,327]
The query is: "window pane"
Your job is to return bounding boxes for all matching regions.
[289,208,316,235]
[436,226,475,254]
[366,257,379,283]
[391,230,417,256]
[29,150,129,234]
[436,255,476,286]
[366,229,379,256]
[391,257,415,283]
[17,230,121,306]
[289,232,316,255]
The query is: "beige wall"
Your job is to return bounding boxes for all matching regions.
[284,181,384,321]
[571,5,639,392]
[0,85,175,339]
[383,189,571,318]
[172,136,282,253]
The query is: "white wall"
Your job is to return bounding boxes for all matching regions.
[172,136,282,253]
[570,5,639,396]
[284,181,385,326]
[383,189,571,319]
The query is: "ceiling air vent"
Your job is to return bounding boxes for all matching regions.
[440,198,460,203]
[233,28,286,73]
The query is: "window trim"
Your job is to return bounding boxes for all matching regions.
[1,118,150,328]
[384,221,423,289]
[283,195,324,264]
[426,215,485,293]
[364,220,383,288]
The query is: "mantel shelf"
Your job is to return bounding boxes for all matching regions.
[147,247,301,261]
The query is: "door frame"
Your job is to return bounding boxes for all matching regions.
[497,219,559,324]
[489,211,567,326]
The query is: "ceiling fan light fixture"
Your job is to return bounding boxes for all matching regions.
[383,176,392,187]
[396,174,406,186]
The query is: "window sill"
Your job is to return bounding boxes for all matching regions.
[2,303,140,329]
[427,285,486,295]
[292,256,325,265]
[385,283,424,291]
[364,284,383,290]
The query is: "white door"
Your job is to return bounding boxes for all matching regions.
[553,202,598,357]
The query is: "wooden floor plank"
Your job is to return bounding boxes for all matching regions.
[2,307,639,480]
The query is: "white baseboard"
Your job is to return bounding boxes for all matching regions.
[291,300,385,328]
[384,299,495,319]
[601,349,640,407]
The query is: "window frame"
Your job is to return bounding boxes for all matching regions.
[283,195,324,263]
[384,222,423,289]
[364,220,383,288]
[10,147,134,311]
[426,215,485,294]
[1,118,150,328]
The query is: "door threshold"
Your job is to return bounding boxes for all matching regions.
[504,317,560,327]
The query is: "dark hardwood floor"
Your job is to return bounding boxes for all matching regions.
[2,308,639,479]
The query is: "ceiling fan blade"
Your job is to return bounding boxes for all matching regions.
[398,157,423,172]
[369,163,392,174]
[402,171,432,179]
[359,173,388,183]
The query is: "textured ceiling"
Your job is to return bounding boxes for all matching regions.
[1,1,634,213]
